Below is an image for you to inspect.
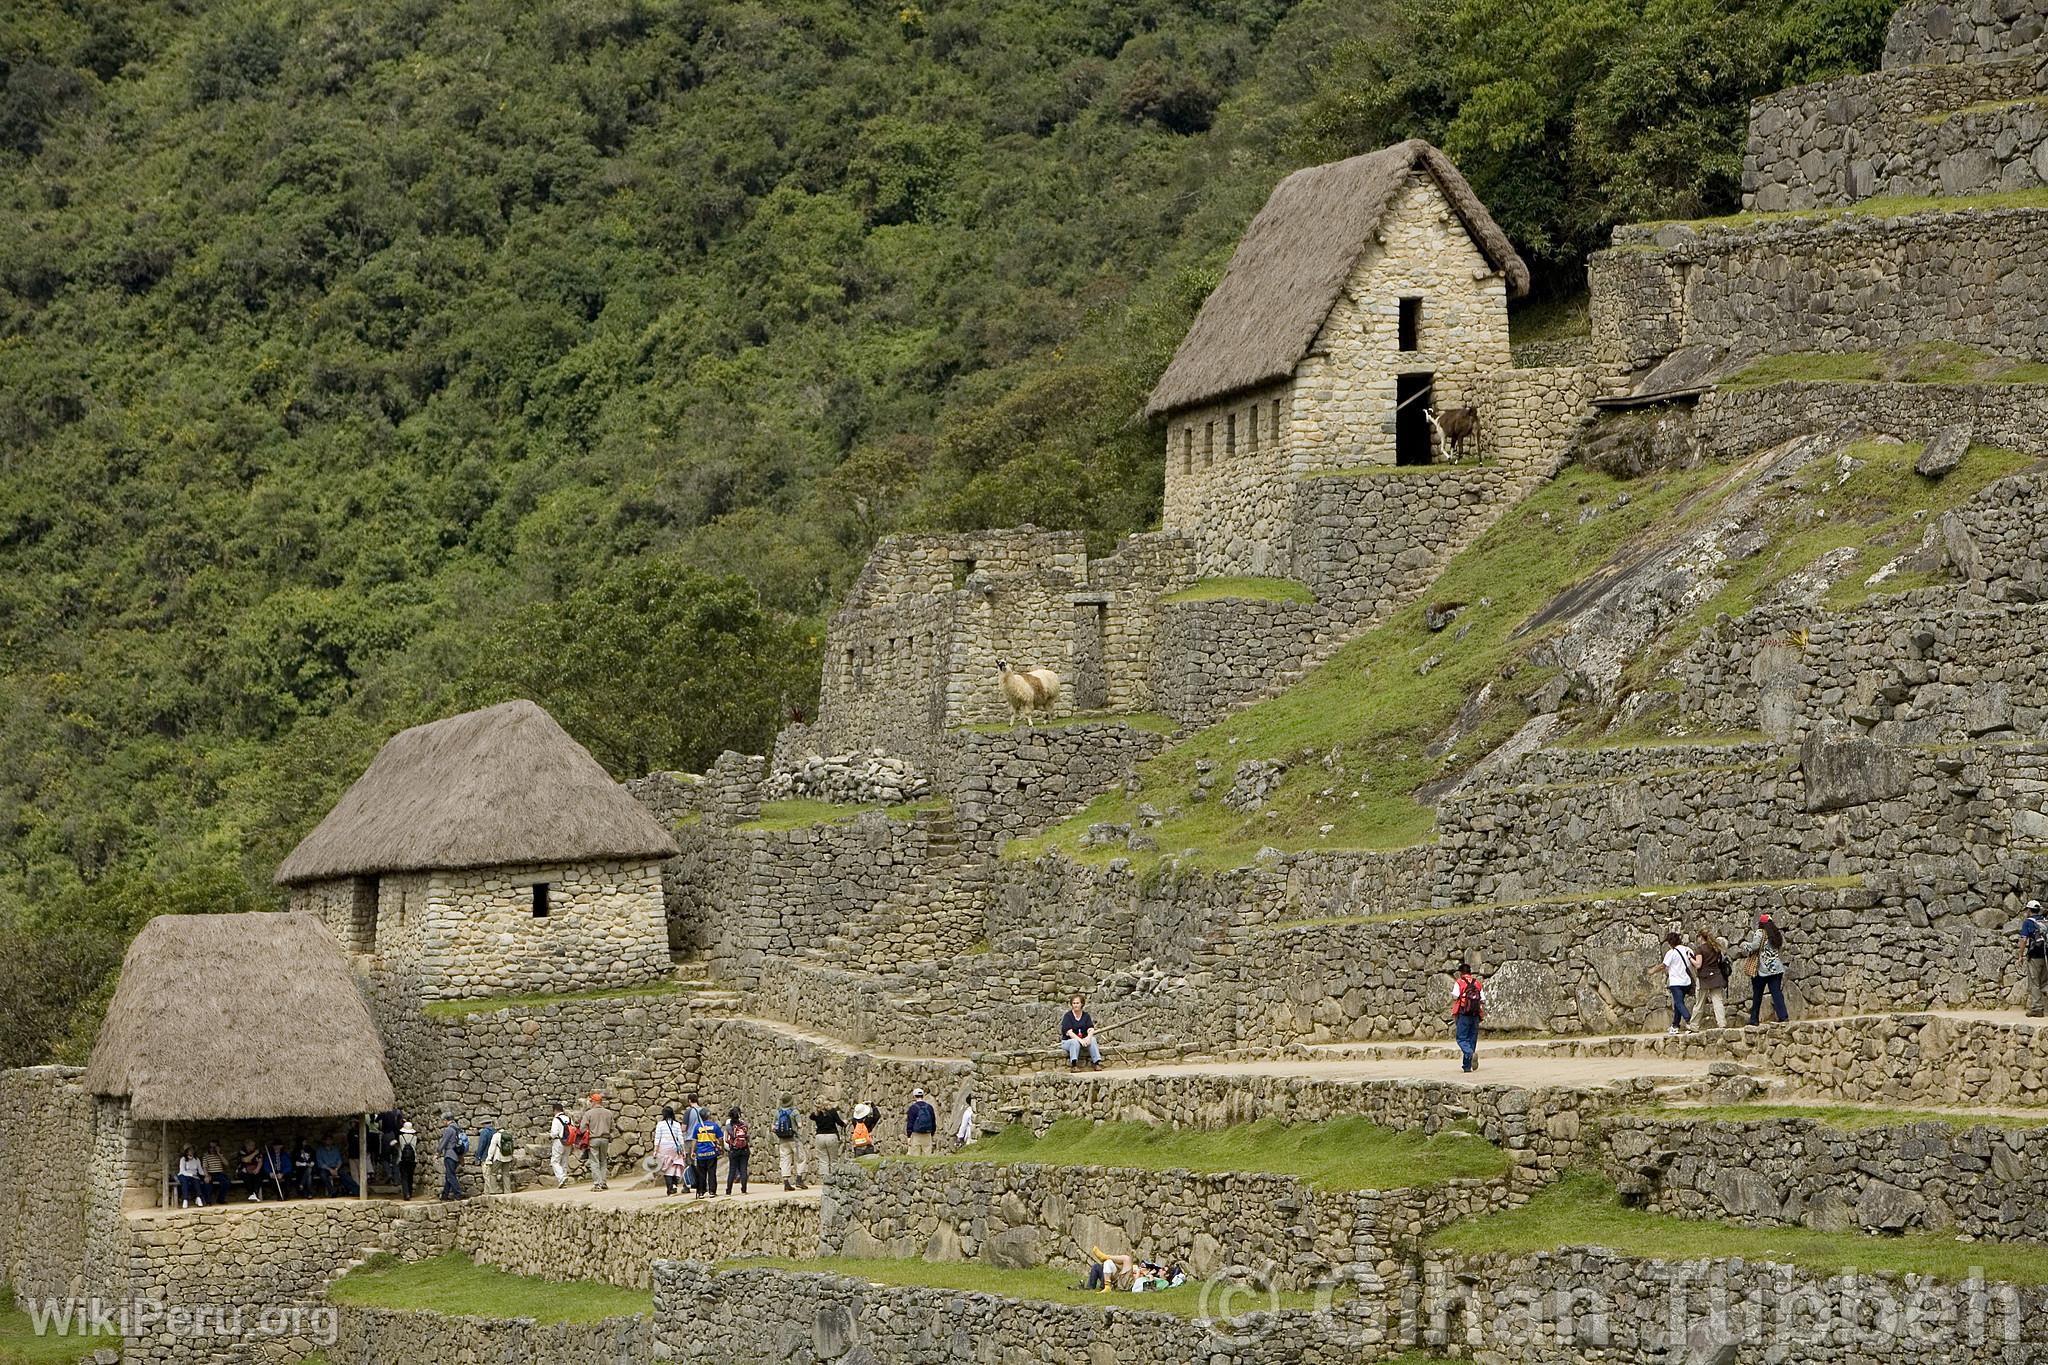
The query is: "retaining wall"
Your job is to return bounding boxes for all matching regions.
[1885,0,2048,68]
[0,1066,93,1301]
[330,1303,651,1365]
[1690,381,2048,462]
[456,1193,818,1288]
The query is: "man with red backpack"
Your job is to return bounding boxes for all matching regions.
[1451,962,1485,1073]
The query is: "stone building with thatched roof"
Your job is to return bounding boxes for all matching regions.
[278,699,679,1001]
[83,912,396,1213]
[1146,139,1532,575]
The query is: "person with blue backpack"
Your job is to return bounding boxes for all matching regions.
[774,1093,808,1191]
[2021,900,2048,1017]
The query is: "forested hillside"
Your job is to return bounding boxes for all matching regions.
[0,0,1891,1063]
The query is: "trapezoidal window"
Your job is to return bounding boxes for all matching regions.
[1225,412,1236,457]
[531,883,551,918]
[1398,297,1422,352]
[1247,404,1259,451]
[1204,421,1214,468]
[1181,428,1192,474]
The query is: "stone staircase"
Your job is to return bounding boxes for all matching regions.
[670,953,745,1014]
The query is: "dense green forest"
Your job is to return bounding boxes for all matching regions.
[0,0,1893,1062]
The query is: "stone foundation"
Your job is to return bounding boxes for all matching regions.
[330,1303,651,1365]
[456,1193,819,1288]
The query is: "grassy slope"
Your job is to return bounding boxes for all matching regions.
[1721,343,2048,390]
[906,1117,1508,1189]
[1432,1174,2048,1285]
[0,1284,104,1364]
[326,1252,647,1323]
[1018,437,2041,872]
[1161,576,1317,604]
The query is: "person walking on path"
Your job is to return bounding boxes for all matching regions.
[679,1094,705,1192]
[1060,995,1103,1069]
[1693,930,1731,1030]
[1736,914,1791,1024]
[396,1119,418,1200]
[954,1094,976,1150]
[773,1094,808,1191]
[548,1103,574,1188]
[1647,932,1696,1034]
[689,1108,724,1198]
[811,1102,844,1183]
[904,1088,938,1156]
[654,1106,690,1196]
[479,1123,510,1195]
[1451,962,1485,1073]
[724,1108,751,1194]
[582,1093,616,1191]
[2021,901,2048,1017]
[436,1114,466,1201]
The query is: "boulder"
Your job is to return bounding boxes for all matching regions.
[1914,424,1971,478]
[813,1304,859,1360]
[984,1226,1044,1270]
[1800,732,1910,813]
[1855,1179,1929,1232]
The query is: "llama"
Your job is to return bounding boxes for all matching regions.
[997,660,1061,725]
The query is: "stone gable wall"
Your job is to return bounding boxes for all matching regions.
[1691,382,2048,463]
[0,1066,93,1300]
[1885,0,2048,68]
[405,859,669,1002]
[1602,1115,2048,1240]
[330,1303,650,1365]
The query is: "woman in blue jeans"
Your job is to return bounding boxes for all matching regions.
[1735,914,1790,1024]
[1450,963,1485,1072]
[1646,933,1696,1034]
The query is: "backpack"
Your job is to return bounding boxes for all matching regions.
[454,1130,470,1157]
[774,1108,797,1140]
[566,1122,589,1151]
[1453,975,1484,1020]
[728,1120,749,1152]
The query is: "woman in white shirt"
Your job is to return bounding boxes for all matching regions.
[175,1147,207,1208]
[1645,932,1696,1035]
[653,1106,690,1196]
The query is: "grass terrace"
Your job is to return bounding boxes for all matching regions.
[0,1283,108,1364]
[904,1117,1509,1189]
[1632,1101,2048,1132]
[715,1255,1333,1314]
[1262,875,1861,931]
[1720,343,2048,390]
[327,1252,648,1323]
[954,710,1176,735]
[1160,576,1316,604]
[421,981,684,1019]
[1430,1174,2048,1284]
[1634,186,2048,234]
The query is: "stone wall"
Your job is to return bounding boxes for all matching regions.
[1161,379,1297,577]
[1288,467,1510,620]
[414,859,670,1001]
[0,1066,93,1300]
[1690,381,2048,463]
[1420,1248,2048,1364]
[330,1303,650,1365]
[1885,0,2048,68]
[948,721,1170,850]
[1940,470,2048,601]
[1152,597,1337,725]
[820,1159,1514,1290]
[1588,207,2048,379]
[1602,1114,2048,1240]
[653,1260,1391,1365]
[1743,56,2048,211]
[455,1193,818,1288]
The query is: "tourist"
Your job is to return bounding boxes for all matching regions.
[953,1093,975,1150]
[292,1135,317,1198]
[396,1118,418,1200]
[1646,932,1696,1034]
[1693,930,1731,1030]
[1451,962,1485,1072]
[773,1092,808,1191]
[377,1109,403,1184]
[904,1088,938,1156]
[263,1141,293,1201]
[175,1146,206,1208]
[437,1114,466,1200]
[725,1107,751,1194]
[849,1110,876,1157]
[654,1105,689,1196]
[1085,1248,1134,1292]
[583,1092,616,1191]
[315,1137,357,1197]
[810,1101,844,1182]
[2021,900,2048,1017]
[236,1140,264,1202]
[478,1124,509,1196]
[202,1141,230,1205]
[680,1093,705,1192]
[689,1106,724,1199]
[1060,994,1103,1070]
[1736,913,1791,1024]
[548,1102,573,1188]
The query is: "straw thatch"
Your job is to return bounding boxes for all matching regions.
[84,913,395,1121]
[276,699,680,885]
[1144,140,1530,418]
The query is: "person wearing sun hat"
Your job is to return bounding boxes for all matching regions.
[582,1091,617,1190]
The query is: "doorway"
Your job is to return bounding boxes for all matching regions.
[1395,372,1434,466]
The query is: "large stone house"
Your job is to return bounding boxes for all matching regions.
[1145,139,1530,575]
[277,699,679,1001]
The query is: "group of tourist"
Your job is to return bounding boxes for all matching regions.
[172,1133,371,1207]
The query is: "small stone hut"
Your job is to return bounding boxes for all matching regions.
[83,912,396,1208]
[276,698,679,1001]
[1146,139,1529,571]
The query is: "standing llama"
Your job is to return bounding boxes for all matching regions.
[997,660,1061,725]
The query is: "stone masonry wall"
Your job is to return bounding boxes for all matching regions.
[1420,1248,2048,1364]
[408,859,669,1001]
[455,1192,818,1288]
[1743,55,2048,211]
[948,721,1170,850]
[0,1066,93,1301]
[1940,470,2048,601]
[330,1303,650,1365]
[1161,379,1296,577]
[1289,468,1509,619]
[1589,207,2048,378]
[1602,1114,2048,1240]
[1885,0,2048,68]
[1152,597,1337,725]
[1690,381,2048,462]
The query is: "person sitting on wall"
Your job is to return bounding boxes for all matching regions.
[315,1138,357,1197]
[175,1146,206,1208]
[236,1140,264,1202]
[1060,994,1102,1070]
[261,1141,294,1201]
[292,1135,318,1198]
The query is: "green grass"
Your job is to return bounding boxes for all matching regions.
[1510,290,1591,343]
[1719,344,2048,391]
[0,1284,108,1364]
[422,981,685,1019]
[327,1252,648,1323]
[1264,875,1860,930]
[1160,576,1317,605]
[1431,1174,2048,1284]
[1633,1102,2048,1132]
[738,797,867,830]
[954,710,1177,735]
[1920,95,2043,123]
[716,1254,1332,1314]
[1639,186,2048,232]
[910,1117,1509,1190]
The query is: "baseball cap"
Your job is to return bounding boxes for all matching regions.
[912,1088,925,1097]
[2030,900,2042,911]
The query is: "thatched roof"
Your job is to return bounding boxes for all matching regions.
[276,699,680,884]
[85,913,395,1121]
[1144,140,1530,418]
